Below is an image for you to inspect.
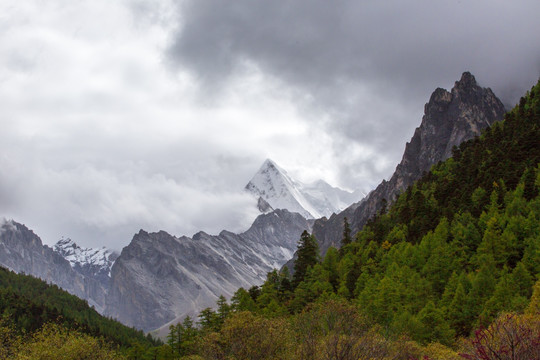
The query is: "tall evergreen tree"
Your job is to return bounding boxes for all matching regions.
[216,295,231,327]
[198,308,218,332]
[293,230,320,288]
[340,217,352,256]
[342,217,352,246]
[447,282,471,337]
[231,288,257,312]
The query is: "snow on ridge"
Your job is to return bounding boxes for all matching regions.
[245,159,364,219]
[54,237,117,276]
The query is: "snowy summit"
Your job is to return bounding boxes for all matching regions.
[245,159,364,219]
[53,238,118,281]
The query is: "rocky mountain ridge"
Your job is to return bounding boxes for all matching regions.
[53,238,118,288]
[1,210,310,332]
[105,209,310,331]
[0,219,108,312]
[311,72,507,255]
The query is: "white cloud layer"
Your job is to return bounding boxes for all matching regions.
[1,0,539,249]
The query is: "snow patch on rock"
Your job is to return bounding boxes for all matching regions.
[54,238,118,278]
[245,159,364,219]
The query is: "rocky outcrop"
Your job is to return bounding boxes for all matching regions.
[312,72,506,255]
[105,209,310,331]
[256,196,274,213]
[0,219,108,312]
[53,238,118,289]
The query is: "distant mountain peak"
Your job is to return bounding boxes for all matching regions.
[245,159,364,219]
[257,158,283,176]
[457,71,476,86]
[53,238,118,281]
[262,158,277,168]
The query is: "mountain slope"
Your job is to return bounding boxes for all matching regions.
[105,209,311,331]
[0,265,155,348]
[311,72,506,255]
[245,159,363,219]
[0,210,311,333]
[0,219,108,312]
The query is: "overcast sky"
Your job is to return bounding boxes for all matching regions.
[1,0,539,250]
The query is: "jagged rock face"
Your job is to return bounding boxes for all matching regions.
[105,209,310,331]
[53,238,118,289]
[0,220,108,312]
[312,72,506,255]
[256,196,274,213]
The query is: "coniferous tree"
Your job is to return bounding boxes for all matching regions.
[293,230,320,288]
[447,282,471,337]
[179,316,198,356]
[248,285,261,302]
[278,266,293,301]
[340,217,352,256]
[198,308,218,332]
[321,247,340,291]
[522,167,538,200]
[216,295,231,328]
[167,322,182,355]
[416,301,455,345]
[231,288,257,312]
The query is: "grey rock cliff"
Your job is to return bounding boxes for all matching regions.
[0,220,108,312]
[311,72,506,255]
[105,209,310,331]
[53,238,118,290]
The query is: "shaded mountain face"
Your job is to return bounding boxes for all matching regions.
[245,159,363,219]
[311,72,506,255]
[105,209,310,331]
[0,219,108,312]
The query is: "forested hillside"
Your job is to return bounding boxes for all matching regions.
[0,266,164,358]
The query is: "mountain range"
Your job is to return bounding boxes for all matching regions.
[106,209,310,331]
[0,72,507,333]
[0,158,356,332]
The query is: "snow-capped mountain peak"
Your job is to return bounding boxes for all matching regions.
[54,238,118,280]
[245,159,364,219]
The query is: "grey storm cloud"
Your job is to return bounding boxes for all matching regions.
[167,0,540,182]
[170,0,540,103]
